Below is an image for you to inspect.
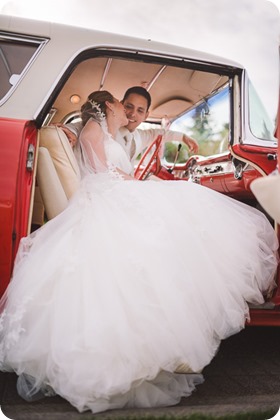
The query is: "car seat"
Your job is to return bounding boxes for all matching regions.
[36,125,81,220]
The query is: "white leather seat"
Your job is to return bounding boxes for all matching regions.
[36,126,81,220]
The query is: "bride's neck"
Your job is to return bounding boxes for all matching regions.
[107,117,120,139]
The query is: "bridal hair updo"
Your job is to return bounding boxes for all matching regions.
[81,90,115,126]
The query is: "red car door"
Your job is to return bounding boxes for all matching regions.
[0,119,38,297]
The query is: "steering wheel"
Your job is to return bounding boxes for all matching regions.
[134,135,163,180]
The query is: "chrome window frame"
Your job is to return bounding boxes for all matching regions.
[0,32,49,106]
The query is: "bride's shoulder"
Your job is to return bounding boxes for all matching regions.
[81,119,102,139]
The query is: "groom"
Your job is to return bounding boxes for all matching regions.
[61,86,198,165]
[115,86,198,166]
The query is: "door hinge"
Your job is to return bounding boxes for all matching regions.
[26,144,35,171]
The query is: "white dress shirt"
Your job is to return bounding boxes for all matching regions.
[116,127,185,167]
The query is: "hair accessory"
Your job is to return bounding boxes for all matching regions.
[88,99,106,122]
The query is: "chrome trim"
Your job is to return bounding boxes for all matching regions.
[26,144,35,172]
[99,58,112,90]
[42,108,57,126]
[146,65,167,91]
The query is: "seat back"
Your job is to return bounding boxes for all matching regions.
[36,126,81,220]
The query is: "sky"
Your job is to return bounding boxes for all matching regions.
[0,0,279,121]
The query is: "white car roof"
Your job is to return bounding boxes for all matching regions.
[0,15,244,121]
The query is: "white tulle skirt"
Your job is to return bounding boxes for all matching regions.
[0,174,278,413]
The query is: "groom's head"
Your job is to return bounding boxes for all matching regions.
[122,86,151,132]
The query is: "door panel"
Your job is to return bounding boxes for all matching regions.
[0,119,37,297]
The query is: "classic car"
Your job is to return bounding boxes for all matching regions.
[0,15,279,325]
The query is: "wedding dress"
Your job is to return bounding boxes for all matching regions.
[0,121,278,414]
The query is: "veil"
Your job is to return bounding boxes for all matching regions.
[73,96,133,181]
[74,119,112,178]
[74,117,132,181]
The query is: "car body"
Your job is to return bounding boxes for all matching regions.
[0,15,279,325]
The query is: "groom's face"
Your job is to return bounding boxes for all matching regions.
[123,93,149,132]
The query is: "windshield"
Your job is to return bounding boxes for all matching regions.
[167,84,230,162]
[248,80,275,142]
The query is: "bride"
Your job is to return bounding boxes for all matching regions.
[0,90,278,414]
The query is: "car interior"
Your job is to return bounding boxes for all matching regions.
[29,53,275,233]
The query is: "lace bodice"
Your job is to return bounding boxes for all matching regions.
[104,135,133,175]
[76,119,134,177]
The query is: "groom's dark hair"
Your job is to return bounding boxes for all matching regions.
[122,86,151,110]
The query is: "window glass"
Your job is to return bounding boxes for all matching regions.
[167,85,230,162]
[0,36,45,101]
[248,81,275,141]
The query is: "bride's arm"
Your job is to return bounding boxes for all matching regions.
[114,167,135,180]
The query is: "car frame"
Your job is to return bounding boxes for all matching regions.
[0,15,279,325]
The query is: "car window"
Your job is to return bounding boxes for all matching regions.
[0,34,47,103]
[137,85,230,164]
[168,84,230,162]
